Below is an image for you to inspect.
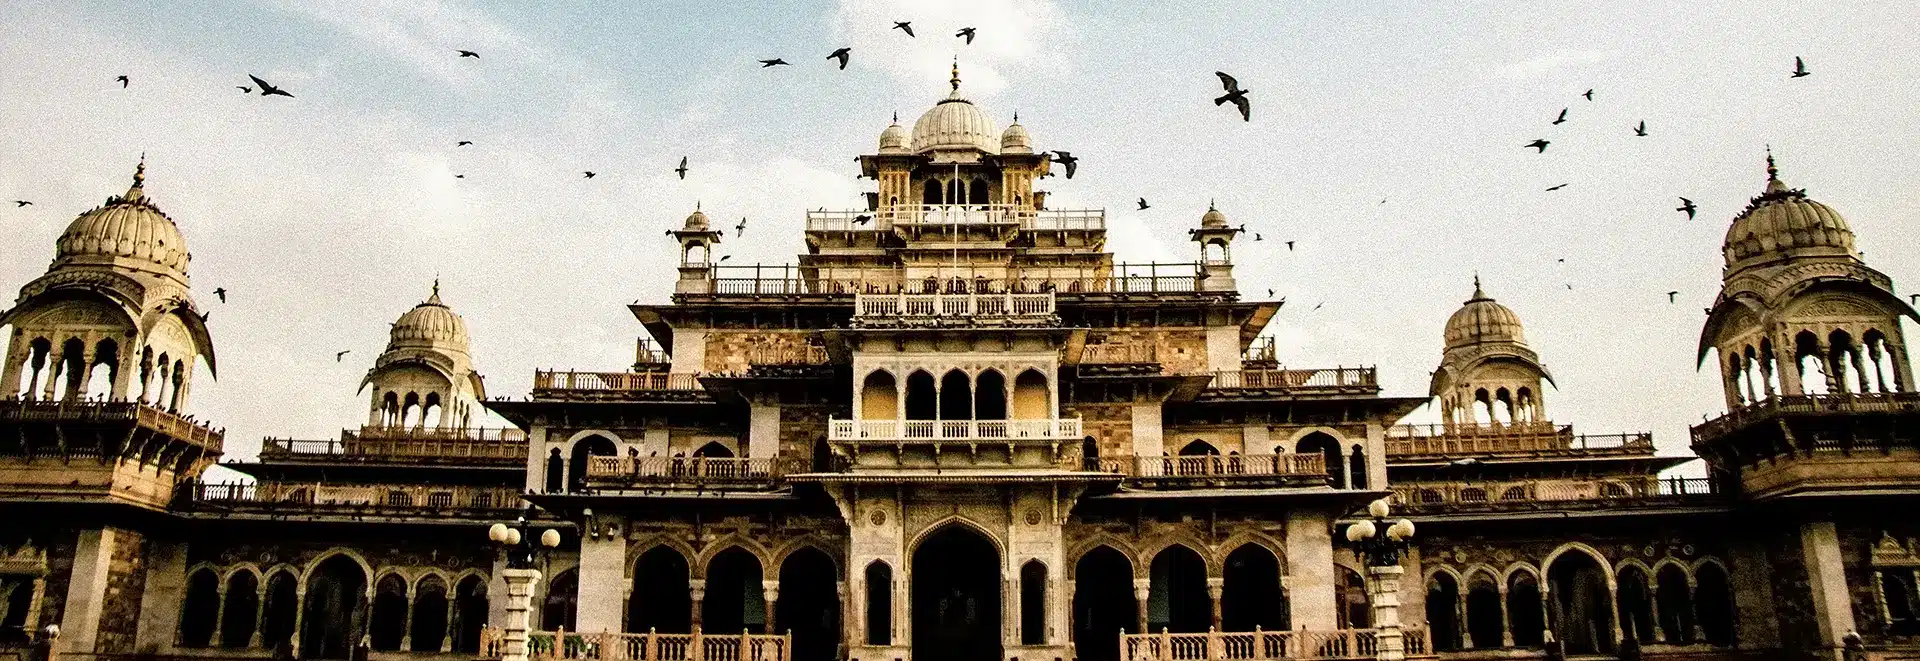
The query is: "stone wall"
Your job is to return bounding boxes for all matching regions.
[704,331,815,375]
[1092,329,1210,375]
[94,528,147,653]
[1067,403,1131,461]
[779,404,831,461]
[1763,525,1818,654]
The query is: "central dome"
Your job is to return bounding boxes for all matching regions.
[1721,156,1856,273]
[909,63,1000,154]
[54,160,191,283]
[1444,278,1527,349]
[389,282,471,354]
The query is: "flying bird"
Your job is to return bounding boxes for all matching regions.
[335,350,351,362]
[675,157,688,180]
[1677,197,1697,219]
[12,201,30,207]
[248,75,293,97]
[735,217,748,237]
[892,21,914,37]
[852,214,872,226]
[1566,284,1574,290]
[1285,241,1294,251]
[1551,108,1568,125]
[956,27,976,43]
[1137,198,1149,210]
[1545,183,1569,192]
[1791,56,1810,78]
[1253,233,1263,241]
[457,50,479,58]
[455,174,465,179]
[1583,89,1594,101]
[457,140,473,146]
[116,75,128,88]
[1665,291,1681,303]
[1910,294,1918,306]
[759,59,790,67]
[1634,121,1648,137]
[827,48,851,70]
[1050,151,1078,179]
[236,86,251,93]
[719,255,732,262]
[213,288,227,303]
[1214,72,1251,122]
[1312,301,1324,311]
[583,171,596,179]
[1525,139,1550,153]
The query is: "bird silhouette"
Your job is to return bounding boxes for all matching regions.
[1791,56,1810,78]
[1050,151,1078,179]
[335,350,351,362]
[1312,301,1324,311]
[1545,183,1569,192]
[1214,72,1251,122]
[455,174,465,179]
[248,75,293,97]
[1253,233,1262,241]
[1634,121,1648,137]
[12,201,30,207]
[198,311,211,322]
[1552,108,1567,125]
[1557,258,1566,263]
[1677,197,1697,219]
[719,255,732,262]
[893,21,914,37]
[1583,89,1594,101]
[116,75,128,88]
[1667,291,1679,303]
[1137,198,1149,210]
[457,140,473,146]
[583,171,596,179]
[457,50,479,58]
[735,217,748,237]
[1566,284,1573,290]
[759,59,790,67]
[237,86,251,93]
[213,288,227,303]
[675,157,688,180]
[852,214,873,226]
[1285,241,1294,251]
[828,48,851,70]
[1910,294,1919,306]
[956,27,975,43]
[1525,139,1550,153]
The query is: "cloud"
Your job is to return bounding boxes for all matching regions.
[830,0,1073,98]
[1104,213,1181,264]
[1490,49,1618,81]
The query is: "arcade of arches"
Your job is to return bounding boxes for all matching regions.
[174,556,488,658]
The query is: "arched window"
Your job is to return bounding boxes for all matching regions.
[1695,563,1736,646]
[1073,546,1135,661]
[424,392,443,428]
[1020,561,1047,645]
[543,569,578,631]
[1416,488,1443,504]
[1012,369,1050,419]
[1494,388,1514,423]
[703,548,766,633]
[1830,329,1860,393]
[1547,551,1615,655]
[948,179,964,205]
[453,576,489,653]
[1178,440,1219,456]
[1349,445,1368,489]
[86,338,118,401]
[630,547,691,633]
[402,392,421,427]
[865,561,893,645]
[862,371,898,420]
[905,371,937,420]
[1336,565,1370,628]
[569,435,618,492]
[1148,546,1208,633]
[975,370,1007,420]
[1617,566,1654,644]
[924,179,942,205]
[779,548,840,661]
[545,448,564,493]
[302,555,368,659]
[411,575,450,652]
[1296,433,1344,489]
[369,574,408,651]
[1459,487,1487,503]
[969,178,990,206]
[939,370,972,421]
[54,338,85,401]
[693,441,734,458]
[261,571,299,654]
[179,569,220,647]
[221,571,260,648]
[1426,573,1461,652]
[1501,486,1529,501]
[1796,331,1828,395]
[1465,579,1502,649]
[1221,545,1286,632]
[1507,572,1545,647]
[1655,565,1693,644]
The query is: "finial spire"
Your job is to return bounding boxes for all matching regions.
[1473,273,1483,297]
[696,200,702,212]
[892,111,899,124]
[1208,198,1216,211]
[950,57,961,92]
[125,153,147,201]
[1765,144,1778,181]
[1013,110,1019,123]
[427,278,443,305]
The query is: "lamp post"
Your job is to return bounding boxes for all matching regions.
[489,509,561,661]
[1344,498,1416,661]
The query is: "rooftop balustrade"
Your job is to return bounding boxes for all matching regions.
[1119,627,1431,661]
[533,370,703,393]
[828,417,1082,443]
[1082,343,1159,364]
[804,205,1104,231]
[852,291,1055,324]
[484,627,791,661]
[582,455,805,487]
[0,400,224,453]
[1691,392,1920,444]
[260,426,528,463]
[183,481,523,515]
[745,345,829,366]
[693,263,1205,297]
[1384,422,1653,458]
[1095,452,1326,480]
[1206,368,1378,394]
[1391,476,1721,512]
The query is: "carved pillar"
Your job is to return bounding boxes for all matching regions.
[1367,565,1406,661]
[1132,580,1151,634]
[1206,577,1224,632]
[762,581,781,634]
[689,579,707,628]
[39,345,62,401]
[444,596,457,652]
[400,583,415,651]
[1648,583,1666,643]
[1687,574,1705,643]
[210,582,229,647]
[291,587,307,656]
[500,569,543,661]
[1498,585,1513,648]
[251,581,268,649]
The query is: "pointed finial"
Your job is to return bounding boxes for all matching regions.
[427,278,443,305]
[1469,273,1491,302]
[892,111,899,124]
[1765,144,1778,181]
[1208,198,1216,211]
[696,200,702,212]
[1013,110,1020,124]
[124,153,147,201]
[950,57,961,92]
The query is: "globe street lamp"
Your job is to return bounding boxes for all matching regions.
[488,509,562,570]
[1344,498,1417,661]
[488,507,561,661]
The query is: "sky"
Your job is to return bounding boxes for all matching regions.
[0,0,1916,476]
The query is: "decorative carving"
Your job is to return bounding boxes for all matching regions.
[869,508,887,527]
[1025,508,1043,526]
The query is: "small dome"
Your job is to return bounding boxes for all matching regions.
[879,114,909,154]
[682,206,712,232]
[389,282,471,354]
[53,159,191,282]
[1200,202,1229,229]
[1444,278,1528,349]
[1721,155,1856,272]
[910,62,999,154]
[1001,118,1032,154]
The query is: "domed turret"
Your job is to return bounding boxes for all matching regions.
[1000,114,1032,154]
[388,281,471,355]
[1443,277,1528,350]
[1200,202,1230,229]
[910,61,1000,154]
[682,205,713,232]
[53,158,191,284]
[1431,277,1552,426]
[880,113,910,154]
[1720,151,1857,274]
[363,281,485,429]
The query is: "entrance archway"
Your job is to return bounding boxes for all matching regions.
[630,547,692,633]
[1221,544,1285,631]
[913,525,1002,661]
[544,569,579,631]
[704,548,766,633]
[1547,551,1615,655]
[778,548,840,661]
[1148,545,1208,633]
[1074,547,1135,661]
[569,435,617,492]
[301,555,368,659]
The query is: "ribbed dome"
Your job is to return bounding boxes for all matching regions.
[879,114,909,154]
[910,62,998,154]
[389,282,470,353]
[1200,203,1229,229]
[53,159,191,282]
[1444,278,1527,349]
[682,206,712,232]
[1721,157,1856,271]
[1000,119,1032,154]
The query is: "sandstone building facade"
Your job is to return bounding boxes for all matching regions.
[2,77,1916,661]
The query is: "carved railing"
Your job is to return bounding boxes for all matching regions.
[695,263,1205,297]
[584,456,802,484]
[745,345,829,366]
[534,371,703,392]
[496,627,791,661]
[829,417,1082,442]
[261,426,528,462]
[853,292,1055,321]
[1385,422,1652,457]
[185,481,523,513]
[1207,368,1377,392]
[1083,343,1159,364]
[1097,453,1326,479]
[1392,476,1721,509]
[805,205,1104,231]
[0,400,225,451]
[1691,392,1920,444]
[1119,627,1430,660]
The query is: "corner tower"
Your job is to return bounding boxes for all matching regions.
[361,282,486,429]
[1431,277,1553,427]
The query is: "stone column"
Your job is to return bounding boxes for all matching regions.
[1367,564,1406,661]
[1648,584,1665,643]
[689,579,707,628]
[1498,585,1514,648]
[58,528,116,654]
[400,584,416,651]
[1284,511,1337,631]
[1801,521,1856,661]
[1132,580,1151,634]
[444,596,458,652]
[251,580,268,649]
[1687,574,1706,643]
[1206,578,1225,631]
[762,581,781,634]
[210,582,229,647]
[291,587,307,656]
[578,533,626,634]
[500,569,544,661]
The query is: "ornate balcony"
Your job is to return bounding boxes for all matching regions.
[527,371,706,403]
[689,263,1205,297]
[1690,392,1920,445]
[1094,453,1328,487]
[829,418,1082,443]
[181,481,524,517]
[260,426,528,465]
[1384,422,1653,459]
[852,291,1055,327]
[1119,626,1431,660]
[1391,476,1722,514]
[804,205,1104,231]
[581,455,806,489]
[1203,368,1379,396]
[1082,343,1159,364]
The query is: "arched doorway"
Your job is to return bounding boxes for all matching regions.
[1426,573,1461,652]
[179,568,219,647]
[905,371,937,420]
[778,548,840,661]
[1464,578,1502,649]
[975,370,1007,420]
[261,571,299,654]
[1506,572,1544,647]
[1656,565,1694,644]
[569,435,618,492]
[939,371,971,421]
[220,571,260,648]
[1695,563,1735,646]
[301,555,368,659]
[544,569,579,631]
[862,371,898,420]
[1222,545,1285,632]
[913,525,1002,661]
[1296,433,1345,488]
[1074,547,1135,661]
[865,562,893,646]
[630,547,692,633]
[1335,566,1369,628]
[1617,566,1653,644]
[545,448,564,492]
[1148,545,1208,633]
[369,574,408,651]
[1020,561,1047,645]
[704,548,766,633]
[410,575,450,652]
[453,576,489,653]
[693,442,735,458]
[1547,551,1615,655]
